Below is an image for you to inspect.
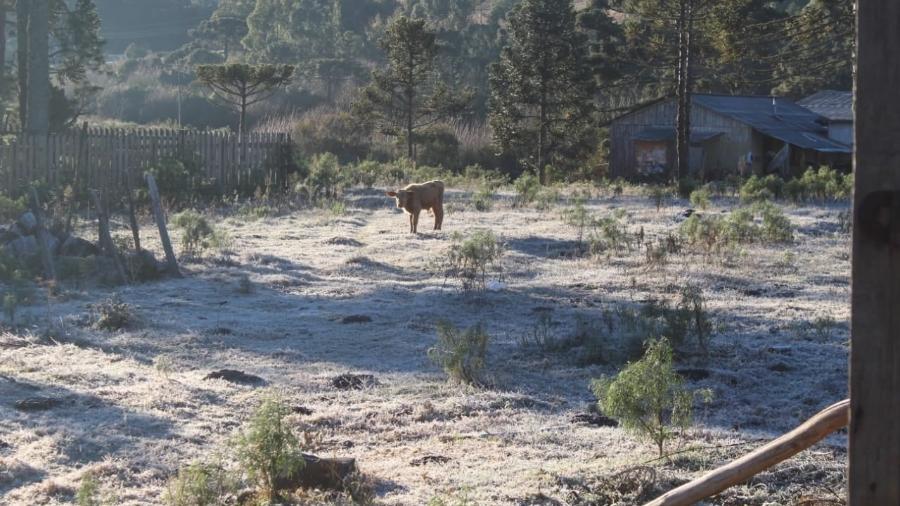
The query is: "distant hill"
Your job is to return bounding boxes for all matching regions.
[94,0,216,54]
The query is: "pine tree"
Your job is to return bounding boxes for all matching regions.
[354,16,471,161]
[196,63,294,137]
[489,0,597,181]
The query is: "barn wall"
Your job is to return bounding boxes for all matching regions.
[828,121,854,146]
[609,99,756,179]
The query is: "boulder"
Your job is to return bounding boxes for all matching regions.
[5,235,38,258]
[59,236,100,258]
[16,212,37,234]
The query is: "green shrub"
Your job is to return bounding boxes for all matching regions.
[93,294,134,331]
[513,171,541,206]
[592,339,707,457]
[756,202,794,243]
[293,110,372,164]
[428,321,490,385]
[689,187,711,210]
[644,185,670,211]
[680,204,792,256]
[588,210,630,256]
[443,230,504,291]
[163,462,235,506]
[346,160,380,188]
[534,186,561,211]
[574,313,608,365]
[472,184,495,212]
[232,396,306,502]
[76,472,101,506]
[0,195,27,222]
[171,210,230,258]
[675,284,712,352]
[146,157,204,204]
[517,313,557,351]
[740,174,784,203]
[306,152,343,200]
[562,197,591,246]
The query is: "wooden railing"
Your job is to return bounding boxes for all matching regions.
[0,127,292,196]
[643,399,850,506]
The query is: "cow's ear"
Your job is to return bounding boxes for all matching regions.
[386,191,397,197]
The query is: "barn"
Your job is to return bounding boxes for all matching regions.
[798,90,853,147]
[608,94,852,181]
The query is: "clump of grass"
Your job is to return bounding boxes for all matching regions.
[236,274,254,294]
[232,395,306,502]
[592,339,713,457]
[163,462,235,506]
[76,472,101,506]
[171,210,231,259]
[154,355,174,380]
[680,203,793,257]
[574,313,608,365]
[513,171,541,207]
[689,187,711,210]
[644,185,670,211]
[517,312,557,351]
[428,321,490,386]
[562,196,591,248]
[588,210,631,256]
[93,294,134,331]
[442,229,504,291]
[472,184,495,212]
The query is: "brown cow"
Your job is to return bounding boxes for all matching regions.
[386,180,445,234]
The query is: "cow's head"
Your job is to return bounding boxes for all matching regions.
[386,189,412,209]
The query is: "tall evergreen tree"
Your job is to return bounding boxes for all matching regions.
[354,16,471,161]
[196,63,294,137]
[489,0,597,181]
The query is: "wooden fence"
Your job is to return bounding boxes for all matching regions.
[0,127,292,197]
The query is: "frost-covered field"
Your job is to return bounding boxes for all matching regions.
[0,188,850,505]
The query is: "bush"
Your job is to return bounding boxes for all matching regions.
[76,472,101,506]
[680,204,793,256]
[740,174,784,203]
[0,195,26,222]
[416,125,461,169]
[163,463,235,506]
[146,157,205,205]
[232,396,306,502]
[563,197,591,246]
[472,184,495,212]
[589,210,631,256]
[689,187,711,210]
[592,339,708,457]
[171,210,229,258]
[93,294,134,331]
[513,171,541,206]
[428,321,490,385]
[305,152,343,201]
[644,185,670,211]
[443,230,504,291]
[756,201,794,243]
[293,110,372,164]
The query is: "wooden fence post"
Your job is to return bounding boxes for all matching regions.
[850,1,900,504]
[29,188,57,283]
[90,189,128,285]
[145,173,181,278]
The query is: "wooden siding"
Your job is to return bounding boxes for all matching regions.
[609,98,756,179]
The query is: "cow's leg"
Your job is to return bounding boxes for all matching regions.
[409,214,414,233]
[412,211,420,233]
[434,205,443,230]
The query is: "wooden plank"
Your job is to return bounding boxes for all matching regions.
[145,173,182,278]
[850,1,900,504]
[643,400,849,506]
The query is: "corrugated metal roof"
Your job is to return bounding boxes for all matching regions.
[693,94,851,153]
[797,90,853,122]
[633,127,724,143]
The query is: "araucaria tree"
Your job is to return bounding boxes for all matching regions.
[196,63,294,137]
[355,16,471,161]
[489,0,597,182]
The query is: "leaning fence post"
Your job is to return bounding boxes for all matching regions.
[145,173,182,277]
[90,189,129,285]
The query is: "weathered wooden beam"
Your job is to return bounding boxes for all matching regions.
[643,399,849,506]
[851,1,900,504]
[145,173,181,278]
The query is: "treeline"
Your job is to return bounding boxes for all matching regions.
[0,0,853,179]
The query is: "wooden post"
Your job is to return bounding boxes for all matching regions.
[90,190,128,285]
[123,168,141,253]
[145,173,181,277]
[642,400,849,506]
[851,1,900,504]
[29,188,57,283]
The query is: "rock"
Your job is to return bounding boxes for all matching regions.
[125,249,163,281]
[410,455,451,466]
[15,397,62,412]
[341,314,372,324]
[275,454,357,491]
[204,369,266,386]
[4,235,38,258]
[16,212,37,234]
[769,362,793,373]
[331,373,377,390]
[292,405,314,415]
[59,236,100,258]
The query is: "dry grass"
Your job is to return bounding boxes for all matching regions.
[0,187,850,504]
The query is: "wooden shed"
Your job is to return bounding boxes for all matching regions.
[608,94,852,180]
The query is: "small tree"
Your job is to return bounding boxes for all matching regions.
[592,339,707,457]
[196,63,294,137]
[354,16,471,161]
